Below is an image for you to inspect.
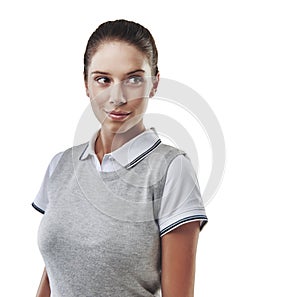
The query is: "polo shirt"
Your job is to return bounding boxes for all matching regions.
[33,127,207,236]
[32,127,208,296]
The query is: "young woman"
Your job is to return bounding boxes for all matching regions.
[33,19,208,297]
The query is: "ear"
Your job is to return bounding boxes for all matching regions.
[84,76,90,97]
[149,72,160,98]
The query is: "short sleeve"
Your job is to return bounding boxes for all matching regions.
[158,154,208,237]
[32,152,63,214]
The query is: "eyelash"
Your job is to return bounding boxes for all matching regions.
[125,76,144,85]
[95,76,144,86]
[95,76,111,85]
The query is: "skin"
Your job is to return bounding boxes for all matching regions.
[36,267,50,297]
[86,41,159,161]
[36,40,201,297]
[161,221,200,297]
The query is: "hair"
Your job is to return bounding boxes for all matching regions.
[83,19,159,82]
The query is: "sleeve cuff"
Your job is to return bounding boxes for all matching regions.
[159,211,208,237]
[32,202,45,214]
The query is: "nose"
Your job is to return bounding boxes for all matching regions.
[109,83,126,105]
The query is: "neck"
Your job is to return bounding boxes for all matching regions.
[95,122,146,160]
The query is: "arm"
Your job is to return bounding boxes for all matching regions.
[36,267,50,297]
[161,221,200,297]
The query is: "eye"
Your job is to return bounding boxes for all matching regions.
[124,76,144,86]
[95,76,111,85]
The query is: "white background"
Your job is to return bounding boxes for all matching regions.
[0,0,299,296]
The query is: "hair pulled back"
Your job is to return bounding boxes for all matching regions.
[84,19,159,82]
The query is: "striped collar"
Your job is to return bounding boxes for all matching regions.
[79,127,161,169]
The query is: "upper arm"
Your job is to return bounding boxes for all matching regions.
[161,221,200,297]
[32,152,63,214]
[158,154,208,237]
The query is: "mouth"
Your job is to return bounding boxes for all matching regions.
[105,110,132,120]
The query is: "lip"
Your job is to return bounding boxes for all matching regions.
[105,110,131,121]
[107,110,131,115]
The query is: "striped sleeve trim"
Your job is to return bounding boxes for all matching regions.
[32,202,45,214]
[159,215,208,237]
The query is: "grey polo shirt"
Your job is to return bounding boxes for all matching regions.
[32,127,208,296]
[33,127,207,236]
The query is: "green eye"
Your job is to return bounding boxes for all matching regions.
[124,76,144,86]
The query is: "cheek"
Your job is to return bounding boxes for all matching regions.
[123,78,153,100]
[127,98,148,112]
[89,87,111,107]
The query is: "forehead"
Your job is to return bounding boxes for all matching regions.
[89,41,151,75]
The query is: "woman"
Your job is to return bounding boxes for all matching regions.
[33,19,208,297]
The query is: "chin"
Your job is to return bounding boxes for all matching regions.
[103,119,144,135]
[102,123,131,134]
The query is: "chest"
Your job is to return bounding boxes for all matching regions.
[38,172,161,271]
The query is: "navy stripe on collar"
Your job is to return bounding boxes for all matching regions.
[125,139,162,169]
[78,143,89,161]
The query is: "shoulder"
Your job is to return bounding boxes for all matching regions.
[58,141,89,160]
[158,143,193,170]
[156,143,185,154]
[167,154,196,178]
[48,151,64,177]
[48,142,88,178]
[154,143,186,162]
[142,143,186,175]
[63,142,89,156]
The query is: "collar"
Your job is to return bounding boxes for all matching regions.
[79,127,161,169]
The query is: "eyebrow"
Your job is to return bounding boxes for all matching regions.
[91,69,145,76]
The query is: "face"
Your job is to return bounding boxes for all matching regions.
[85,41,159,135]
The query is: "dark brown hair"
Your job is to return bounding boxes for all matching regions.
[84,19,159,82]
